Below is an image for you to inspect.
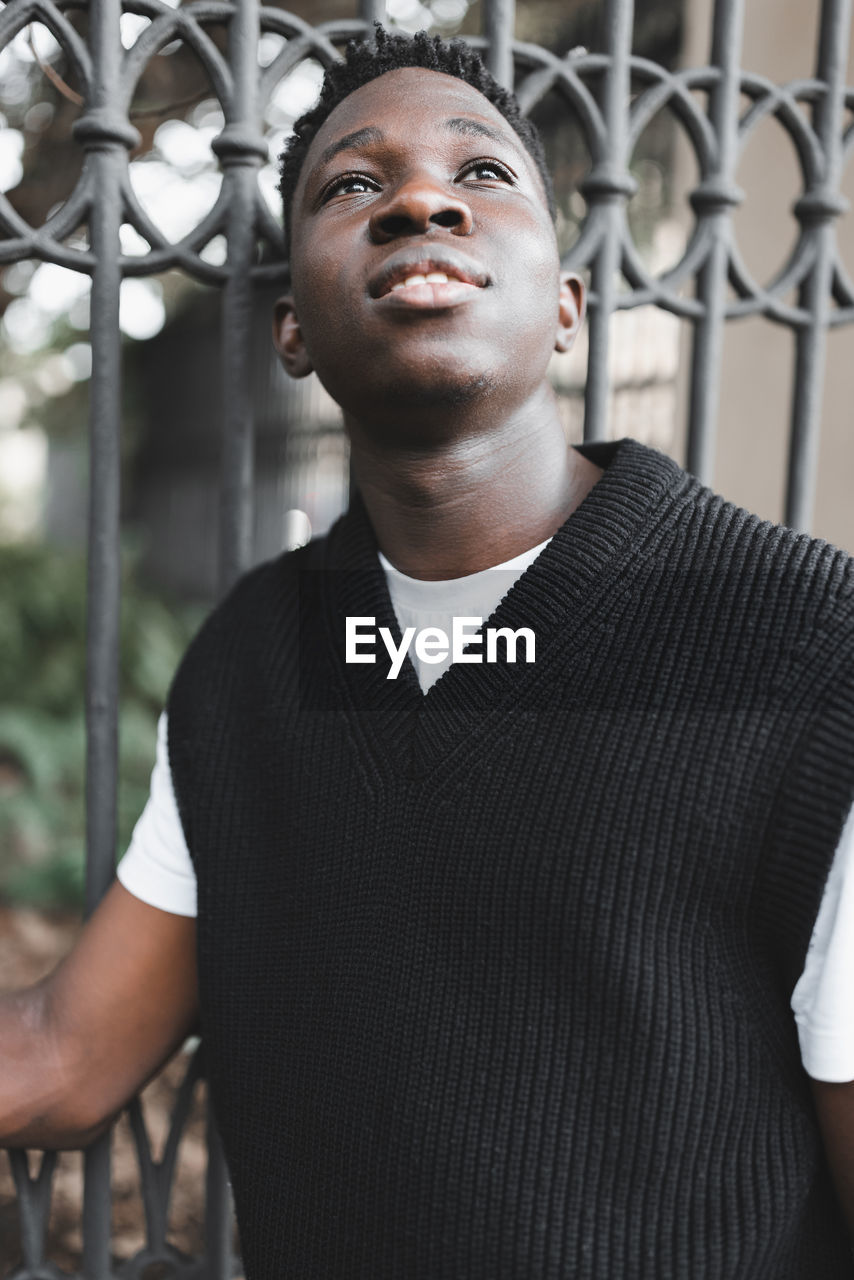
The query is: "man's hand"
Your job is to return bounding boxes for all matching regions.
[0,879,199,1150]
[812,1077,854,1240]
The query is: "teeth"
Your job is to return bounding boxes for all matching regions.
[390,271,453,292]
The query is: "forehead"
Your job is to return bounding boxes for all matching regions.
[301,66,528,177]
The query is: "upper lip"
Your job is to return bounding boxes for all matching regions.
[369,248,490,299]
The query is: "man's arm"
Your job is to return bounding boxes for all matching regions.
[812,1078,854,1239]
[0,879,199,1150]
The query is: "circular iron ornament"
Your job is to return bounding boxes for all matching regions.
[508,40,852,326]
[0,0,95,269]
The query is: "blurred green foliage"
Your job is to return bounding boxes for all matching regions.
[0,542,202,911]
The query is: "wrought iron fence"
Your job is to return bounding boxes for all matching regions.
[0,0,852,1273]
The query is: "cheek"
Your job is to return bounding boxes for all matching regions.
[292,252,351,353]
[524,230,561,294]
[494,212,560,306]
[506,262,561,345]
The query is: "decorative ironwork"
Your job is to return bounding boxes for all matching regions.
[0,0,851,1273]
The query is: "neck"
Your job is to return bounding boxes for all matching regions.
[346,385,603,580]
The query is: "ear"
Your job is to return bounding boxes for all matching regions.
[554,271,586,353]
[272,295,313,379]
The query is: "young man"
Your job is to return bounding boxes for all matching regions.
[2,26,854,1279]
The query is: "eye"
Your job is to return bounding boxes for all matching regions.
[458,157,516,185]
[319,172,380,203]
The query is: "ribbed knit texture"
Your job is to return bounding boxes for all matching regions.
[168,438,854,1279]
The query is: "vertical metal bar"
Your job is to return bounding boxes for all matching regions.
[70,0,142,1269]
[484,0,516,90]
[785,0,851,531]
[206,3,269,1272]
[205,1104,235,1276]
[212,0,267,596]
[73,0,139,924]
[8,1150,56,1272]
[685,0,745,483]
[81,1137,112,1280]
[581,0,636,442]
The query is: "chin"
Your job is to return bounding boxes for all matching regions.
[325,357,499,424]
[383,370,496,424]
[399,369,494,407]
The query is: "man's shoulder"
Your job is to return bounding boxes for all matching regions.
[658,478,854,705]
[595,438,853,628]
[657,455,854,621]
[588,440,854,688]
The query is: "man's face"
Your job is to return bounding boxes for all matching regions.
[278,67,578,430]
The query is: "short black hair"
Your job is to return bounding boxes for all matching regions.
[278,24,556,246]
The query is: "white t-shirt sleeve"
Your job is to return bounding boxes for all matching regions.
[790,800,854,1082]
[116,711,197,917]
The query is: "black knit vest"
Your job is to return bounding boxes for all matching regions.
[168,439,854,1279]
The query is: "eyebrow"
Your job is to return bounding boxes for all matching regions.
[442,116,507,146]
[317,116,511,171]
[319,126,386,168]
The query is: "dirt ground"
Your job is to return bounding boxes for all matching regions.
[0,905,238,1277]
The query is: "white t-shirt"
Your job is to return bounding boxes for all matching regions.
[117,540,854,1083]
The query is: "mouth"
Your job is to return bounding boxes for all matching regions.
[369,250,490,310]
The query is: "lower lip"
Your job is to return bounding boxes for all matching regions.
[374,281,484,310]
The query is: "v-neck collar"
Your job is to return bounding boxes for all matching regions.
[319,438,685,780]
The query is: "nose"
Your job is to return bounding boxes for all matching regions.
[368,175,474,242]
